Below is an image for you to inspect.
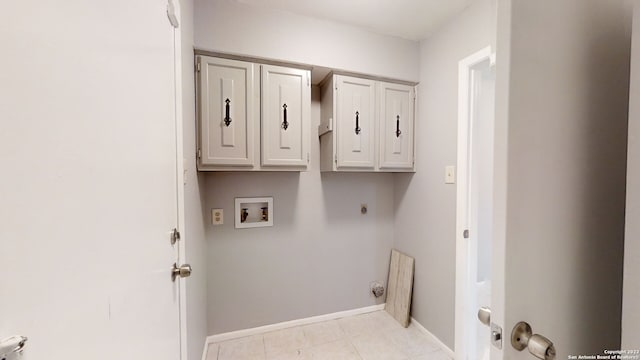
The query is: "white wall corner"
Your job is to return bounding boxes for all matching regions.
[410,317,456,358]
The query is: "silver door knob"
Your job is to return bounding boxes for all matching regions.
[0,336,27,358]
[172,263,192,281]
[511,321,556,360]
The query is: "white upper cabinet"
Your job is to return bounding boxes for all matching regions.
[197,55,310,171]
[336,75,376,169]
[379,82,415,170]
[320,74,416,172]
[261,65,310,168]
[198,56,257,168]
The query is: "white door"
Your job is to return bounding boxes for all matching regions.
[261,65,310,168]
[455,47,495,360]
[378,82,415,170]
[0,1,182,359]
[198,56,257,168]
[491,1,630,359]
[336,75,376,169]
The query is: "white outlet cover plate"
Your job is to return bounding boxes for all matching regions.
[445,166,456,184]
[212,208,223,225]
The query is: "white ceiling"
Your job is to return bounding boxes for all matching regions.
[233,0,474,41]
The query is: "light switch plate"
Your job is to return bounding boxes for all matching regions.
[212,209,223,225]
[445,166,456,184]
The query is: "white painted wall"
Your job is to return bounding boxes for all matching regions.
[194,0,420,82]
[180,0,209,359]
[204,88,394,334]
[393,0,497,349]
[623,0,640,349]
[495,0,630,357]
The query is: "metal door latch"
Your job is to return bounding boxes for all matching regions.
[478,307,491,326]
[491,323,503,349]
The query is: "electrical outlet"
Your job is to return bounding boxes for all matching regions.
[212,209,223,225]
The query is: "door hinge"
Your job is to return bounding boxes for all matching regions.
[171,228,181,245]
[334,154,338,163]
[307,152,310,163]
[167,0,179,28]
[196,61,201,72]
[463,229,469,239]
[197,148,202,159]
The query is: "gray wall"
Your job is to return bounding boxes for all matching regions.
[204,88,394,334]
[623,0,640,350]
[194,0,420,82]
[496,0,630,357]
[181,0,209,358]
[393,0,497,349]
[194,0,419,336]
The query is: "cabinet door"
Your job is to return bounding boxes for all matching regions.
[198,56,256,167]
[336,76,376,169]
[379,82,414,169]
[261,65,310,168]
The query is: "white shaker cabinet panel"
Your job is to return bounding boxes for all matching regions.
[319,73,416,173]
[197,56,258,169]
[335,75,376,169]
[261,65,310,168]
[379,82,415,169]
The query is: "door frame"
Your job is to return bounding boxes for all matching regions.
[169,1,188,359]
[454,46,493,360]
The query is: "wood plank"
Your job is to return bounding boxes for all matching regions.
[386,250,400,317]
[385,249,415,327]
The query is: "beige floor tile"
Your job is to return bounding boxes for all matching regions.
[302,320,345,346]
[265,347,311,360]
[337,313,376,337]
[350,331,409,360]
[206,343,220,360]
[309,339,362,360]
[410,350,452,360]
[264,326,309,356]
[210,311,449,360]
[384,326,441,357]
[217,335,265,360]
[368,310,404,331]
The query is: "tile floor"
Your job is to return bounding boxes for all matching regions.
[206,310,452,360]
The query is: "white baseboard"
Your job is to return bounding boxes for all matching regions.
[207,304,384,344]
[410,317,455,359]
[200,342,208,360]
[201,304,385,359]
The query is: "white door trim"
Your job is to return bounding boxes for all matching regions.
[454,46,493,360]
[170,1,188,359]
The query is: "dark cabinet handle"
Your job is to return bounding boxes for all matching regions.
[396,115,402,137]
[355,111,361,135]
[224,98,232,127]
[282,104,289,130]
